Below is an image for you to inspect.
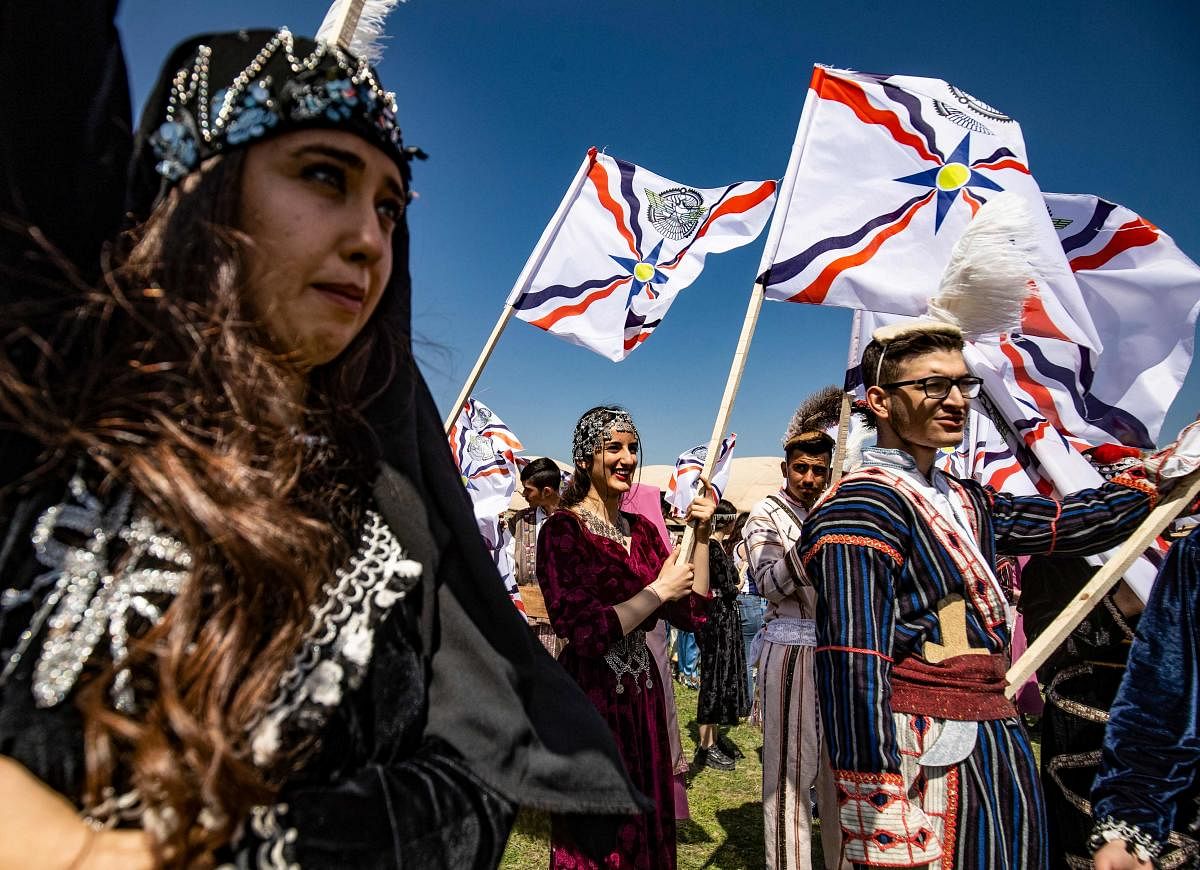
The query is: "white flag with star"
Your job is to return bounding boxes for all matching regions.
[759,66,1101,350]
[507,148,777,361]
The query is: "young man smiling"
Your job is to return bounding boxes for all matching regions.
[801,323,1160,869]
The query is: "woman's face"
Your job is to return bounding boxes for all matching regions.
[238,129,406,367]
[587,430,638,498]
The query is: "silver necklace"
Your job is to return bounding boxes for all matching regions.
[574,504,629,546]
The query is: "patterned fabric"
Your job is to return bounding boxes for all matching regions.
[760,641,845,870]
[538,510,706,869]
[742,490,813,621]
[1016,556,1197,868]
[744,488,844,867]
[802,454,1155,868]
[1092,527,1200,864]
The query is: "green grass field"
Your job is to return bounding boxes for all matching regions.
[501,680,1042,869]
[500,680,822,869]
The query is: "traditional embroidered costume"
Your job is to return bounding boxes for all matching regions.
[1090,527,1200,868]
[744,487,845,869]
[508,505,563,656]
[0,4,643,865]
[539,509,707,870]
[802,446,1156,869]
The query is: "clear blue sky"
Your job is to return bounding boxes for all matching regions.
[117,0,1200,467]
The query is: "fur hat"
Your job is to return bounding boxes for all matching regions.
[783,385,842,454]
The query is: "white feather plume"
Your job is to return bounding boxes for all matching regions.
[316,0,404,65]
[842,417,874,474]
[925,191,1044,338]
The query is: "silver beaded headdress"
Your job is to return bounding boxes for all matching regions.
[571,407,639,466]
[131,1,421,208]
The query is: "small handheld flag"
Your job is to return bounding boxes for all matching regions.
[666,434,736,517]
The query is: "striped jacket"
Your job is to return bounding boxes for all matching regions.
[801,452,1155,864]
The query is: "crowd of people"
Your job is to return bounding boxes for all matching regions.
[1,3,1198,870]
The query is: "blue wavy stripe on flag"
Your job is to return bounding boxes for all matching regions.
[624,316,662,335]
[613,156,645,253]
[760,192,932,287]
[972,146,1021,167]
[878,82,946,163]
[1011,337,1153,447]
[1058,199,1118,255]
[513,273,627,312]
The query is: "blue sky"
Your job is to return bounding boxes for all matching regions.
[118,1,1200,467]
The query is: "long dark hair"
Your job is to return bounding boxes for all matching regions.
[0,152,400,865]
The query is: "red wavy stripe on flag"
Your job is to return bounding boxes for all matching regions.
[484,432,523,451]
[1020,290,1073,342]
[790,191,935,303]
[961,188,983,217]
[693,180,778,240]
[987,461,1026,491]
[1069,217,1158,272]
[971,159,1030,174]
[1000,340,1073,437]
[588,160,639,258]
[623,329,653,352]
[812,68,940,165]
[530,276,632,330]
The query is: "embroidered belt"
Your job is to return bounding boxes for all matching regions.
[764,617,816,646]
[604,629,652,695]
[890,653,1016,721]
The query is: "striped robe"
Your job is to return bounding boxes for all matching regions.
[801,450,1156,869]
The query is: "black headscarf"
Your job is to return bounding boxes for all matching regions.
[4,3,645,825]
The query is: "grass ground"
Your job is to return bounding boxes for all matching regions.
[501,682,1043,869]
[500,680,818,869]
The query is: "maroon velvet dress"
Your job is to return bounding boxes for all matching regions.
[538,509,707,870]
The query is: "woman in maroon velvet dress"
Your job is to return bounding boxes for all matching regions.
[539,406,714,870]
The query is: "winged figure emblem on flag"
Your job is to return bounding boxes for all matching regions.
[507,148,777,361]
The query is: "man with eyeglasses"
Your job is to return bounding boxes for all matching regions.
[800,322,1162,870]
[741,385,848,870]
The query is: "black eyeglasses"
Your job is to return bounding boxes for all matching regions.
[880,375,983,399]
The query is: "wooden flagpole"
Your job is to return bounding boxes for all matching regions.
[676,282,767,564]
[829,392,852,486]
[1005,468,1200,698]
[443,305,516,432]
[829,309,864,486]
[443,152,595,433]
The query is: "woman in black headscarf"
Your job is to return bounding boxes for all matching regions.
[0,2,642,867]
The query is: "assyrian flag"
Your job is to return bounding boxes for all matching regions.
[666,434,736,517]
[477,514,523,612]
[973,193,1200,451]
[507,148,777,361]
[448,397,524,521]
[759,66,1099,350]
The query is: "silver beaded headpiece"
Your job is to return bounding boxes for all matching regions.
[571,408,639,466]
[133,2,419,209]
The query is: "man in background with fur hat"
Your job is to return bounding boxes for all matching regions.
[800,322,1165,869]
[742,386,847,870]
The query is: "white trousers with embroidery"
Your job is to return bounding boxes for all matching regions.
[761,640,849,870]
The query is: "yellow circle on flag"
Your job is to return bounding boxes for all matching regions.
[634,262,656,282]
[936,163,970,191]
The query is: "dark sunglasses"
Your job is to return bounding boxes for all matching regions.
[881,375,983,399]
